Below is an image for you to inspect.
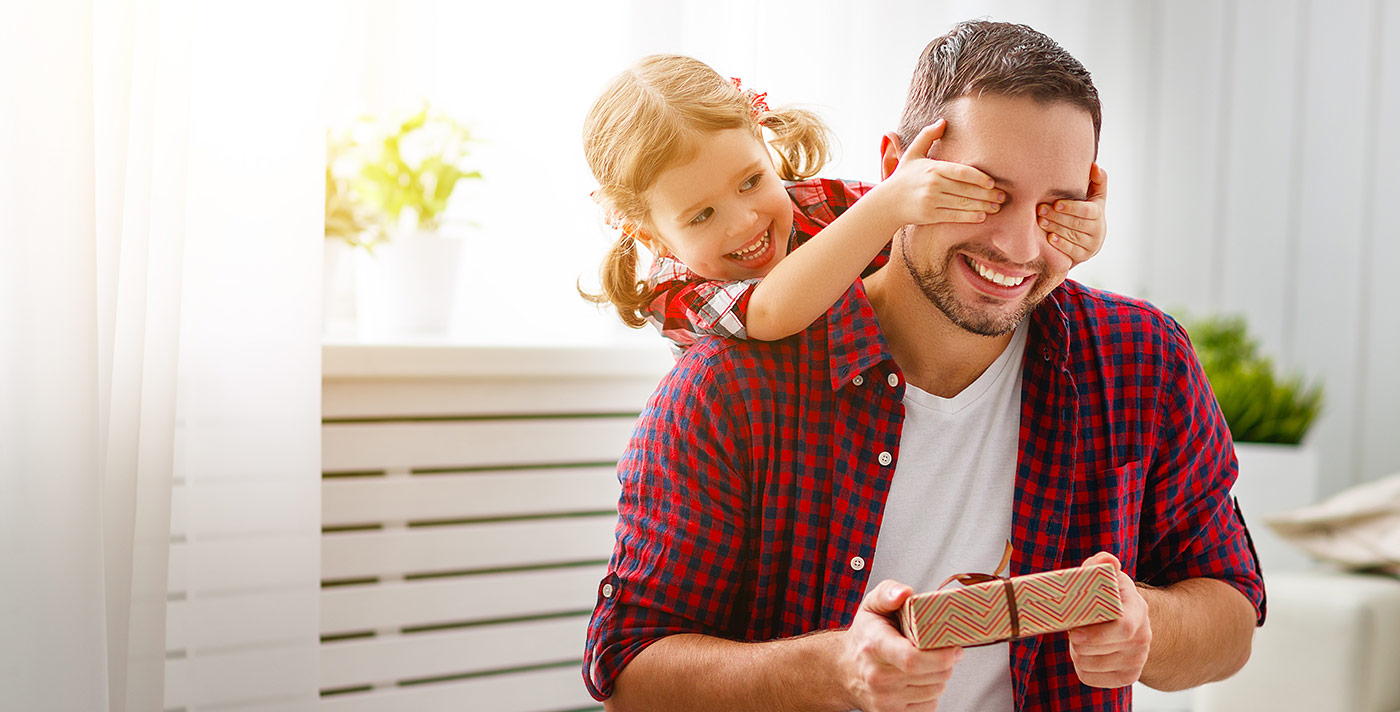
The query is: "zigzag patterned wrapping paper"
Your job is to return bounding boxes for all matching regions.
[899,562,1123,649]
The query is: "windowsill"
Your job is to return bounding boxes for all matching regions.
[321,342,674,379]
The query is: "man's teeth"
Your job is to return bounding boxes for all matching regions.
[729,230,770,259]
[967,257,1027,287]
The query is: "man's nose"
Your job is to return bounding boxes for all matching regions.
[987,202,1042,265]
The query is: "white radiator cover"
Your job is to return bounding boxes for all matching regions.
[316,344,670,711]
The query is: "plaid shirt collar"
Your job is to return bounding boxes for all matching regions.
[824,280,891,389]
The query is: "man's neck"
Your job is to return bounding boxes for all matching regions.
[862,267,1018,399]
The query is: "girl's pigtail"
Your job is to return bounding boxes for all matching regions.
[759,106,832,181]
[579,231,652,328]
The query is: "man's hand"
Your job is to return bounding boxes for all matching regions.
[1067,552,1152,688]
[839,579,963,712]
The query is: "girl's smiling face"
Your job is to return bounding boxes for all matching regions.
[641,129,794,280]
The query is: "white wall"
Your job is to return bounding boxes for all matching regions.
[326,0,1399,492]
[1126,0,1400,495]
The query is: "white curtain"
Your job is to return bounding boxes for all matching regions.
[1,2,326,710]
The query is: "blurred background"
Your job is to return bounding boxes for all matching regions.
[2,0,1397,711]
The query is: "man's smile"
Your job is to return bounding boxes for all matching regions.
[957,252,1036,298]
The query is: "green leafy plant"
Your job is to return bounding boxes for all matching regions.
[325,133,388,249]
[325,103,481,249]
[1183,315,1323,445]
[353,105,480,234]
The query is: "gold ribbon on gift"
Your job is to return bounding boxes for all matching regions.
[936,540,1021,640]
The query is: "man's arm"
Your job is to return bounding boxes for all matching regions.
[1135,577,1256,689]
[606,632,846,712]
[605,580,963,712]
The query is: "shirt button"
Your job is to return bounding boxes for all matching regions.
[1042,346,1052,361]
[887,373,899,388]
[852,374,864,386]
[878,451,893,466]
[850,556,866,571]
[601,583,614,598]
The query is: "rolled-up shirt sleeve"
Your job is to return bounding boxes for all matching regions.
[583,346,752,700]
[1137,317,1267,625]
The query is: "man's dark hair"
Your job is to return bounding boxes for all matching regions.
[897,20,1101,150]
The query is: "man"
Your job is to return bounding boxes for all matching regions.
[584,20,1264,712]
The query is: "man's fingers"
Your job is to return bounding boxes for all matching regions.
[861,579,913,615]
[1081,551,1121,570]
[1068,618,1132,649]
[885,645,962,677]
[1070,638,1138,657]
[1070,647,1150,680]
[1070,647,1142,672]
[901,119,947,163]
[903,682,949,705]
[869,626,920,670]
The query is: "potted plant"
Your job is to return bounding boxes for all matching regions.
[325,134,389,251]
[1184,315,1324,572]
[324,103,481,339]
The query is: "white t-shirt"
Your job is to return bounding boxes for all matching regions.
[862,321,1028,712]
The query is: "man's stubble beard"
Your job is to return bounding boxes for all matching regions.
[899,228,1057,337]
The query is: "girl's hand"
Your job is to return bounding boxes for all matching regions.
[1038,163,1108,266]
[884,119,1006,226]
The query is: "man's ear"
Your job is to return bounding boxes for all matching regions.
[879,132,903,180]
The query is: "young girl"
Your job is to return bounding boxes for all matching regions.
[582,54,1106,352]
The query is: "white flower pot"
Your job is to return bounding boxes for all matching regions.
[322,239,359,340]
[1230,442,1320,573]
[355,230,463,340]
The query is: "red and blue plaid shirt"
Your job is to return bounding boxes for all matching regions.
[643,179,877,351]
[586,180,1265,711]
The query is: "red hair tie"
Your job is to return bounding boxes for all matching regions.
[729,77,769,120]
[591,190,645,242]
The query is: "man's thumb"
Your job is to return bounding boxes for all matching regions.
[862,579,913,614]
[1081,551,1121,570]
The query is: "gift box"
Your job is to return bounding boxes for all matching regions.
[899,562,1123,649]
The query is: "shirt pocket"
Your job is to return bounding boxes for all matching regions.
[1078,458,1148,571]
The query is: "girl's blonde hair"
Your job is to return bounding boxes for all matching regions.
[581,54,832,328]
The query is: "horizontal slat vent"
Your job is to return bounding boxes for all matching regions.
[318,664,599,712]
[322,467,620,527]
[319,615,590,690]
[320,564,604,637]
[321,417,639,473]
[322,516,617,582]
[318,353,659,711]
[323,375,661,419]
